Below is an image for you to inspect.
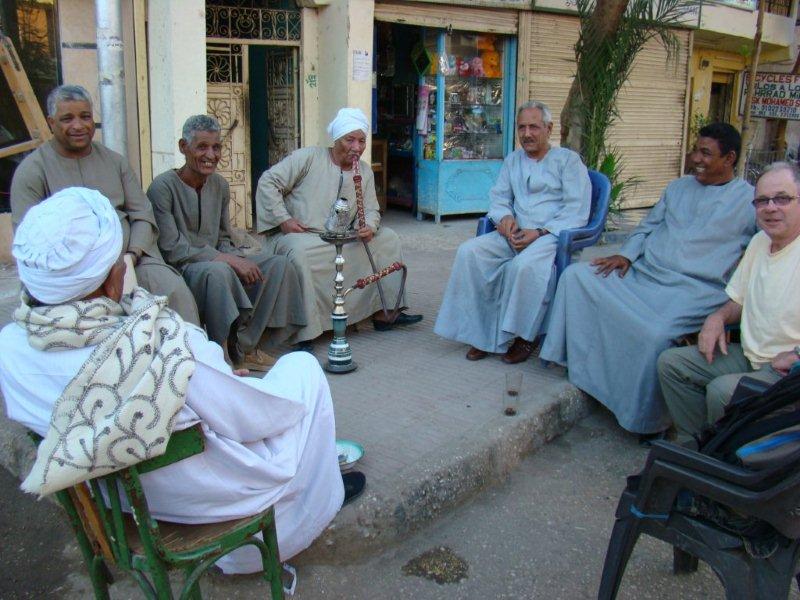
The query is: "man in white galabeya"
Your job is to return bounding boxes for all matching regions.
[0,187,366,576]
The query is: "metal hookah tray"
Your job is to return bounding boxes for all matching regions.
[319,229,359,244]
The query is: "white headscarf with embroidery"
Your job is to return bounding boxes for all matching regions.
[13,189,196,496]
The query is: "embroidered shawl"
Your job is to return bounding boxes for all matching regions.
[16,287,196,496]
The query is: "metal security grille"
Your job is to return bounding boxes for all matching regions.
[266,47,299,166]
[206,43,244,84]
[206,43,252,229]
[521,11,690,209]
[206,5,301,42]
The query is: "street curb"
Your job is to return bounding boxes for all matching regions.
[298,383,591,564]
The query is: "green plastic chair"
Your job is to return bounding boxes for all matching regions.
[30,425,283,599]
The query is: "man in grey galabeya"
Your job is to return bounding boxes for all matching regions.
[540,122,757,435]
[10,84,199,324]
[148,115,307,369]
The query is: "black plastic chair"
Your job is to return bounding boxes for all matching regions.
[598,377,800,600]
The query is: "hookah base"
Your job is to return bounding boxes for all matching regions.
[324,360,358,374]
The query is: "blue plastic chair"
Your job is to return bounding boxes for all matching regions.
[475,169,612,280]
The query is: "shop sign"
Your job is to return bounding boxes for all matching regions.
[712,0,756,9]
[739,72,800,121]
[406,0,531,7]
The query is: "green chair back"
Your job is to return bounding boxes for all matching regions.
[30,425,283,599]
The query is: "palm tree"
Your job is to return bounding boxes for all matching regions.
[561,0,697,207]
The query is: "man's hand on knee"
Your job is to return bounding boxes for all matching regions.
[697,313,727,364]
[279,217,310,234]
[591,254,631,277]
[509,228,540,251]
[496,215,517,239]
[215,254,264,286]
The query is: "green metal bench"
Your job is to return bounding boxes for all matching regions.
[30,425,283,599]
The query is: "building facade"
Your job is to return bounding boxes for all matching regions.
[3,0,799,231]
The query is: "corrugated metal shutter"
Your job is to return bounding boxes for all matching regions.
[522,12,690,208]
[374,1,518,34]
[610,32,690,208]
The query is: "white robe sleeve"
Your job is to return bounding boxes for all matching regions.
[487,158,515,225]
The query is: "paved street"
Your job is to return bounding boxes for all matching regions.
[8,410,795,599]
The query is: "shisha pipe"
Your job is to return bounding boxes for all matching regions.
[352,156,406,320]
[318,159,408,374]
[344,262,406,297]
[352,155,368,230]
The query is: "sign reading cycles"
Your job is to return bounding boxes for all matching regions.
[740,72,800,121]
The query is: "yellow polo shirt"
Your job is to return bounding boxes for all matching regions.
[726,231,800,367]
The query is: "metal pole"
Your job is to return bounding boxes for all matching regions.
[95,0,128,157]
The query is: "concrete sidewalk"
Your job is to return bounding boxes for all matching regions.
[0,208,635,564]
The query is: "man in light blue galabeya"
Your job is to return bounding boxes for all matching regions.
[435,100,592,365]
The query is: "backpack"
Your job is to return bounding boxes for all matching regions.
[699,370,800,474]
[679,370,800,550]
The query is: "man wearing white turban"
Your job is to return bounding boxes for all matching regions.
[255,107,422,343]
[0,187,358,574]
[10,84,200,325]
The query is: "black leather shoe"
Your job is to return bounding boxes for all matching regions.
[293,341,314,353]
[342,471,366,505]
[373,312,423,331]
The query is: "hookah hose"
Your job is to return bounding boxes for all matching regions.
[352,157,407,321]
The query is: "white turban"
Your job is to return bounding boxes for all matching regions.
[13,187,123,304]
[327,107,370,141]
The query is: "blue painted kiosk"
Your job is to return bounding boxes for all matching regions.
[414,29,517,223]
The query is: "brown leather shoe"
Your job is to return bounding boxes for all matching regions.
[466,346,489,361]
[501,338,533,364]
[236,349,278,372]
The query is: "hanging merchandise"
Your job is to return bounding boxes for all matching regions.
[411,42,433,76]
[416,84,431,133]
[439,52,455,76]
[415,28,516,222]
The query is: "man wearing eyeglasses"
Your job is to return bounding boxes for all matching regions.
[659,161,800,440]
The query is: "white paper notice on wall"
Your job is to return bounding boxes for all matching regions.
[352,50,371,82]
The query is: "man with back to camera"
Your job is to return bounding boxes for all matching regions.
[0,187,365,576]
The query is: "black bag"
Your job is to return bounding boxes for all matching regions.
[698,370,800,475]
[681,371,800,547]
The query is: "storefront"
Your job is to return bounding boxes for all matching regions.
[373,2,691,215]
[373,1,519,220]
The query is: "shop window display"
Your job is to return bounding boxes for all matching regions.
[422,31,505,162]
[374,23,516,221]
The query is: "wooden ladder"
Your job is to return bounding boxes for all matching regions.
[0,33,51,159]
